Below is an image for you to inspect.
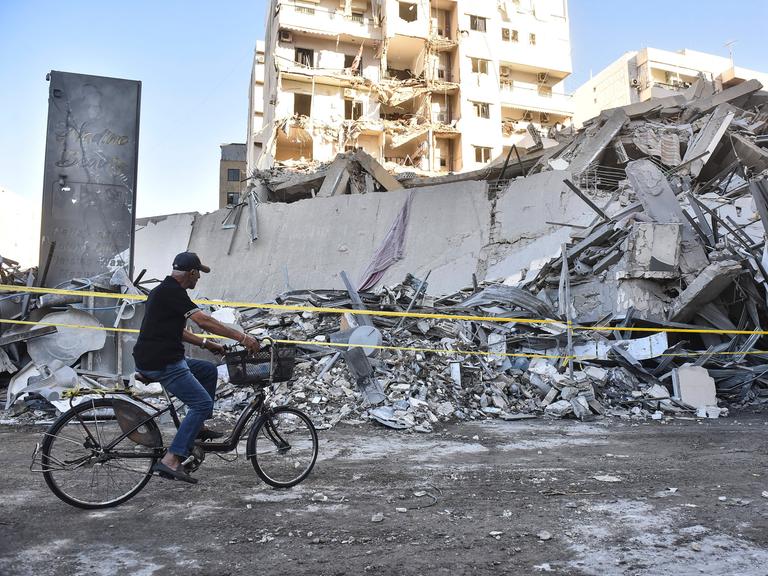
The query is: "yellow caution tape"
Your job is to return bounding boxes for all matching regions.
[3,316,768,362]
[3,284,768,339]
[0,283,561,326]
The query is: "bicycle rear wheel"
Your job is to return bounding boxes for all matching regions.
[41,397,159,509]
[247,406,318,488]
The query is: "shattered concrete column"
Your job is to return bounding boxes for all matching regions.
[625,159,709,281]
[568,109,628,176]
[681,104,735,178]
[669,260,742,322]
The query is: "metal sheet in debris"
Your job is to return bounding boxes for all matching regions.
[27,309,106,365]
[525,331,668,361]
[574,332,668,361]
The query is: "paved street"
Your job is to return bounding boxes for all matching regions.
[2,413,768,575]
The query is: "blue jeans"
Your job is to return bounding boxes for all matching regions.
[137,358,218,458]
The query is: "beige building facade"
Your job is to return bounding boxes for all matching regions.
[249,0,573,177]
[573,47,768,127]
[219,143,247,208]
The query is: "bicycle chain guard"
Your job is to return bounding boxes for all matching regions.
[113,399,163,448]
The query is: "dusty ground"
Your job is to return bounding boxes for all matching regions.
[2,411,768,576]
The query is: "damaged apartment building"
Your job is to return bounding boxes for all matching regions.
[249,0,573,177]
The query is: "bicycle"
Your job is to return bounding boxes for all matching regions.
[31,341,318,509]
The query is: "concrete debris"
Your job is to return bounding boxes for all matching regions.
[6,78,768,427]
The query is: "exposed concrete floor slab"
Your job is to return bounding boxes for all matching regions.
[3,412,768,575]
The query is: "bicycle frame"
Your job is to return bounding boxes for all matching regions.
[68,388,269,459]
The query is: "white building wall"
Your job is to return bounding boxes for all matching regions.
[572,52,635,127]
[573,47,768,127]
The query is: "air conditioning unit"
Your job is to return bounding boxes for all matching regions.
[537,72,547,83]
[279,29,293,42]
[630,78,640,87]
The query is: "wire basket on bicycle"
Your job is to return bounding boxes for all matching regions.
[225,342,297,386]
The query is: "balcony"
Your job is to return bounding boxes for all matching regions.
[278,2,381,41]
[499,82,574,117]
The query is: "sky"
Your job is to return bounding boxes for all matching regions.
[0,0,766,220]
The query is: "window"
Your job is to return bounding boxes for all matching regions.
[470,58,488,75]
[344,54,363,76]
[226,192,239,206]
[295,5,315,14]
[529,33,536,45]
[469,15,486,32]
[472,101,490,119]
[510,29,519,42]
[345,99,363,120]
[294,93,312,116]
[227,168,240,182]
[474,146,492,163]
[399,2,417,22]
[349,12,364,23]
[501,28,510,41]
[295,47,314,68]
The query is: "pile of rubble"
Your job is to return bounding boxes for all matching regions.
[224,77,768,430]
[3,77,768,431]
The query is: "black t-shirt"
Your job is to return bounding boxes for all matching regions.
[133,276,199,370]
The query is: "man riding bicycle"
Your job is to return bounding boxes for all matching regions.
[133,251,260,484]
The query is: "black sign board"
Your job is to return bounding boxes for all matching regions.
[40,71,141,286]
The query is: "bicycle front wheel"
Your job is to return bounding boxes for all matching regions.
[247,406,318,488]
[41,398,158,509]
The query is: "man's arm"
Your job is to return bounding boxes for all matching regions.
[182,328,226,355]
[187,310,260,353]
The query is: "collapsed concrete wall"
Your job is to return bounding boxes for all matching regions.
[483,170,611,282]
[176,180,490,302]
[134,213,196,282]
[133,174,620,305]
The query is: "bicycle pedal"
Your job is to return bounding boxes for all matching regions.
[180,455,196,467]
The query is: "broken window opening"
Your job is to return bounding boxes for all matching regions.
[344,54,363,76]
[529,33,536,45]
[345,99,364,120]
[435,52,452,82]
[294,93,312,116]
[472,101,490,119]
[227,168,240,182]
[471,57,488,75]
[469,15,486,32]
[226,192,239,206]
[430,7,450,37]
[295,47,314,68]
[399,2,417,22]
[501,28,519,42]
[474,146,491,164]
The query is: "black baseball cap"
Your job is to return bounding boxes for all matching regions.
[172,252,210,273]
